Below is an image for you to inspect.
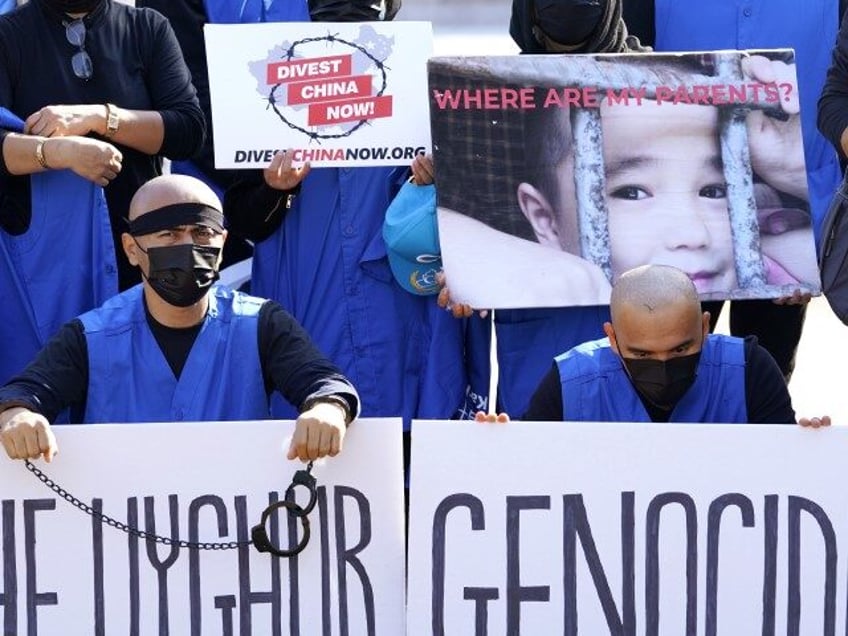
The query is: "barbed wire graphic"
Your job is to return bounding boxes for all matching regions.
[267,32,390,142]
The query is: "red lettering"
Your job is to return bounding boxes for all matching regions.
[266,55,352,85]
[727,83,747,104]
[655,86,673,104]
[690,86,711,105]
[308,95,393,126]
[711,85,728,105]
[432,89,462,110]
[483,88,500,110]
[288,75,372,106]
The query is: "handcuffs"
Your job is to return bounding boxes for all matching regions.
[251,461,318,558]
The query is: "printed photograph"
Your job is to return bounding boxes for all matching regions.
[429,50,821,308]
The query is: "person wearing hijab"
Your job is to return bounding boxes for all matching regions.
[510,0,646,54]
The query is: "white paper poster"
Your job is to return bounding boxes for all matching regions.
[206,21,433,168]
[408,420,845,635]
[0,418,404,635]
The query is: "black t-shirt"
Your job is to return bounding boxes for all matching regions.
[522,336,796,424]
[0,0,205,289]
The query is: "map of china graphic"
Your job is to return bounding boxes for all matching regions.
[249,25,395,136]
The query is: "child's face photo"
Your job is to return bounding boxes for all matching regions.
[600,101,737,295]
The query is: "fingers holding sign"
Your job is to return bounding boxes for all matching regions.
[0,407,58,463]
[798,416,832,429]
[287,400,348,462]
[264,148,311,192]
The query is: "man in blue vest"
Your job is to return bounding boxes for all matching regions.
[516,264,828,426]
[0,174,360,463]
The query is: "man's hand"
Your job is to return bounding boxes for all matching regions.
[798,415,831,428]
[24,104,105,138]
[48,137,123,186]
[474,411,510,423]
[287,401,347,461]
[436,271,490,319]
[772,288,812,306]
[263,149,311,191]
[0,407,58,462]
[411,153,435,185]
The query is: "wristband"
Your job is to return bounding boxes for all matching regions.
[302,395,352,425]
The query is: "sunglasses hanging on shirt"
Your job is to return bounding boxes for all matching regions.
[63,18,93,80]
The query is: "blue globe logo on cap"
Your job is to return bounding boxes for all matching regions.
[383,182,442,296]
[408,253,441,294]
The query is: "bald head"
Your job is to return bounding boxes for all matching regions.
[128,174,222,222]
[610,265,700,324]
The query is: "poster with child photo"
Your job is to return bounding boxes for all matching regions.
[429,50,821,308]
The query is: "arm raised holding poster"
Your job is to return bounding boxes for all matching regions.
[0,174,358,462]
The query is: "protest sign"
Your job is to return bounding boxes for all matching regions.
[408,420,844,635]
[0,419,404,635]
[205,21,432,168]
[429,51,821,308]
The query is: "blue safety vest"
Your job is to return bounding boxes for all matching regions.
[653,0,842,243]
[556,334,747,422]
[79,285,268,423]
[0,108,117,385]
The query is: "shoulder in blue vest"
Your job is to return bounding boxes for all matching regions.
[556,333,747,423]
[79,285,268,424]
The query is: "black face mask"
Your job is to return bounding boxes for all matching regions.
[308,0,400,22]
[41,0,105,14]
[532,0,604,47]
[141,243,221,308]
[622,351,701,411]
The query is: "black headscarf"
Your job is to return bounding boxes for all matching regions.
[509,0,648,54]
[39,0,106,15]
[308,0,401,22]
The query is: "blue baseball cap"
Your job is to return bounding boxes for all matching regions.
[383,182,442,295]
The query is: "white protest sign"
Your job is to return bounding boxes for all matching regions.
[0,418,404,635]
[205,21,432,168]
[408,420,845,635]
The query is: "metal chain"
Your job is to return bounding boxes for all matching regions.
[24,460,251,551]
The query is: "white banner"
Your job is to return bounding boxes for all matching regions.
[205,21,433,168]
[408,420,844,635]
[0,418,404,635]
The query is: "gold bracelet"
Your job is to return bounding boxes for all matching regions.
[35,139,49,169]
